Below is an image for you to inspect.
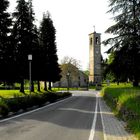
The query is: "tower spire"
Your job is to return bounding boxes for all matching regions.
[93,25,96,32]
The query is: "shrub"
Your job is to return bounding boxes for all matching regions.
[29,94,46,107]
[57,92,72,99]
[102,84,140,139]
[44,92,58,103]
[6,98,20,112]
[0,91,72,118]
[0,100,9,116]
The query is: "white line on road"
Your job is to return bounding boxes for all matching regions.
[0,96,73,123]
[88,94,98,140]
[99,98,107,140]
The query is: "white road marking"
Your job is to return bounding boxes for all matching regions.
[99,98,107,140]
[88,94,98,140]
[0,96,73,123]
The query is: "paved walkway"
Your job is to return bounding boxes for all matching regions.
[99,95,138,140]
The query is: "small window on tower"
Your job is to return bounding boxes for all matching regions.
[90,38,92,45]
[96,37,99,44]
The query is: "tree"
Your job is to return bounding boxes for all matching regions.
[0,0,13,83]
[61,56,81,69]
[103,0,140,86]
[39,12,61,90]
[12,0,37,92]
[60,56,81,85]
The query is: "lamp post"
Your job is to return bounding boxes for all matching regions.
[28,54,32,94]
[66,72,70,92]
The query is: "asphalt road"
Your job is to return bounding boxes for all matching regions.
[0,90,104,140]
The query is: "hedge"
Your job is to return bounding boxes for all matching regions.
[0,92,71,117]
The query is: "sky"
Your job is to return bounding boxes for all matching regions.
[8,0,113,70]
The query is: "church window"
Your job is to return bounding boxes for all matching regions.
[90,38,92,45]
[96,37,99,44]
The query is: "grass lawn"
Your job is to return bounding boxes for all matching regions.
[0,89,45,98]
[0,90,24,98]
[0,87,78,98]
[102,83,140,139]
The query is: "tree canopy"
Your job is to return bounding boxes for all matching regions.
[39,12,61,90]
[103,0,140,86]
[0,0,61,92]
[0,0,13,82]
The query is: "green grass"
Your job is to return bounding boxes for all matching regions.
[102,83,140,139]
[0,87,77,98]
[0,90,23,98]
[52,87,88,92]
[0,89,45,98]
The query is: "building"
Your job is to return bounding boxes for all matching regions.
[89,31,102,84]
[53,64,88,88]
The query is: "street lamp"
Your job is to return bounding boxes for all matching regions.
[28,54,32,94]
[66,72,70,92]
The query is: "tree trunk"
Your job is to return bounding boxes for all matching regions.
[133,79,139,87]
[20,79,24,93]
[37,81,40,92]
[48,81,51,90]
[31,81,34,92]
[44,81,47,91]
[117,81,119,85]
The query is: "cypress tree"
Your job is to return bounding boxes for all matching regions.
[39,12,61,90]
[12,0,37,92]
[0,0,13,83]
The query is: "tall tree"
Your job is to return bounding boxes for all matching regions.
[12,0,37,92]
[0,0,13,82]
[103,0,140,86]
[39,12,61,90]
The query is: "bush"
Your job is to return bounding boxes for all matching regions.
[0,101,9,116]
[57,92,72,99]
[6,98,20,112]
[29,94,46,107]
[44,92,58,103]
[43,92,72,103]
[0,91,72,118]
[102,84,140,139]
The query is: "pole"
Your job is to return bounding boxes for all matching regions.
[67,73,70,93]
[29,60,32,94]
[68,75,69,92]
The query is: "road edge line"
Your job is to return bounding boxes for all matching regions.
[99,97,107,140]
[88,94,98,140]
[0,96,73,123]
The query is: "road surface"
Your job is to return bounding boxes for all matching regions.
[0,90,104,140]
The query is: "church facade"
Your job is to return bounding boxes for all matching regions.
[53,64,88,88]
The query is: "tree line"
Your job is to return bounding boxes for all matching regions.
[103,0,140,86]
[0,0,61,92]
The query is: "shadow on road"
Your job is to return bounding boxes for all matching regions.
[0,92,134,139]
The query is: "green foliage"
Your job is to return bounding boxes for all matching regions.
[0,91,72,117]
[83,70,89,76]
[0,1,61,93]
[0,0,14,82]
[107,53,114,64]
[6,97,21,112]
[102,84,140,139]
[105,72,115,82]
[12,0,38,92]
[103,0,140,86]
[0,90,22,98]
[39,12,61,89]
[0,100,9,116]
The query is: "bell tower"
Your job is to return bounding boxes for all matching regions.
[89,31,101,84]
